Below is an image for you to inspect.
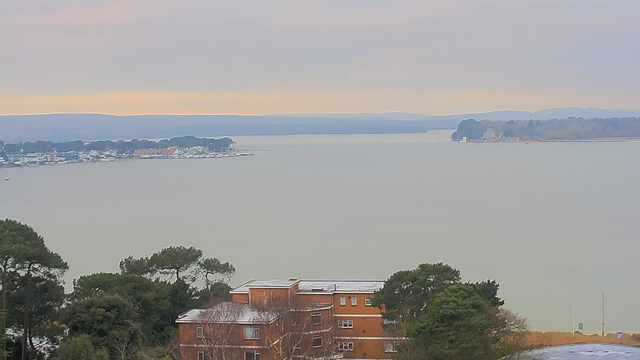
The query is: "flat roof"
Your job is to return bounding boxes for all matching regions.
[231,279,384,294]
[230,279,300,293]
[522,343,640,359]
[298,280,384,293]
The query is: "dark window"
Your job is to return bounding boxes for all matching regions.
[311,312,322,325]
[312,335,323,348]
[245,352,261,360]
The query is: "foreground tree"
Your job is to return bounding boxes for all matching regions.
[374,263,528,360]
[118,256,154,277]
[70,272,174,344]
[6,274,66,356]
[199,258,234,288]
[407,284,527,360]
[492,308,529,359]
[407,285,498,360]
[136,338,179,360]
[0,220,29,360]
[56,335,99,360]
[72,247,235,355]
[372,262,461,322]
[66,274,195,358]
[0,220,68,360]
[197,281,232,303]
[373,263,505,323]
[121,246,206,283]
[16,243,67,360]
[65,293,143,355]
[149,246,202,282]
[473,279,505,308]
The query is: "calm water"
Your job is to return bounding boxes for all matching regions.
[2,130,640,332]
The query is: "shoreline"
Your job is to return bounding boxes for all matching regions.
[527,331,640,348]
[0,151,252,171]
[541,137,640,143]
[459,137,640,143]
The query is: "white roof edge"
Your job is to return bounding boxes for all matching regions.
[230,279,255,293]
[230,286,295,294]
[300,279,384,282]
[230,279,302,293]
[176,319,273,325]
[297,290,377,294]
[230,279,385,294]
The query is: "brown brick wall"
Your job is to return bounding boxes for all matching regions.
[180,322,268,347]
[335,316,386,337]
[297,293,333,304]
[333,293,379,315]
[249,288,291,307]
[337,338,390,359]
[232,293,249,303]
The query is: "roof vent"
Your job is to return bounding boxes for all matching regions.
[288,278,298,281]
[311,287,325,292]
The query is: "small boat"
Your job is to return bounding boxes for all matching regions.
[4,178,9,181]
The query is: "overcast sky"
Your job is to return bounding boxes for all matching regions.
[1,0,639,115]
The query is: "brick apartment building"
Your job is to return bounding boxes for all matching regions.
[177,279,399,360]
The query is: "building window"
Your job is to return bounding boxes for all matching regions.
[312,335,323,348]
[351,297,357,306]
[311,312,322,325]
[245,352,261,360]
[338,342,354,351]
[338,319,353,328]
[196,325,204,338]
[244,326,260,339]
[198,351,205,360]
[340,297,346,306]
[383,318,397,325]
[292,314,300,327]
[365,298,373,306]
[384,342,398,353]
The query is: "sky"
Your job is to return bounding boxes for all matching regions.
[1,0,639,115]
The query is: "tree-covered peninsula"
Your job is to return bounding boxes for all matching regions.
[0,136,234,154]
[452,117,640,141]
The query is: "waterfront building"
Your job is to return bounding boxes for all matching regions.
[177,279,398,360]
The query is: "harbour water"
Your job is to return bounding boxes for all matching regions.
[2,130,640,332]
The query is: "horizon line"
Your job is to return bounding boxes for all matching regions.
[2,106,640,118]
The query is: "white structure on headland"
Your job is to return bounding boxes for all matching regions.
[522,343,640,359]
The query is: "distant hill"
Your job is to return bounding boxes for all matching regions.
[275,108,640,122]
[0,114,450,142]
[452,117,640,141]
[1,107,639,142]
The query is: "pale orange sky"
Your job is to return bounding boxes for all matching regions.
[1,0,639,115]
[1,91,638,116]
